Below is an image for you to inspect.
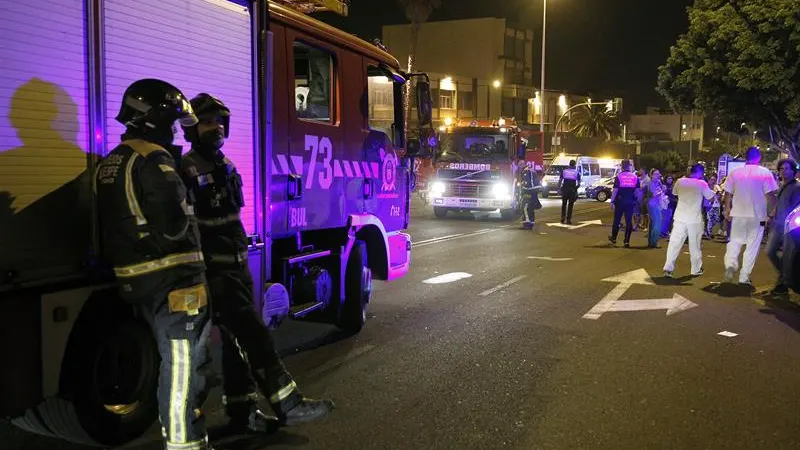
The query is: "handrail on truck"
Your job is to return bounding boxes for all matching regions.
[273,0,349,16]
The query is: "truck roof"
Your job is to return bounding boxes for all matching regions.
[270,1,401,71]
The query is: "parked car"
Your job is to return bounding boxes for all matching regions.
[586,177,615,202]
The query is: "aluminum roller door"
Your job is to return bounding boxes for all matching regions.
[0,0,93,286]
[103,0,256,234]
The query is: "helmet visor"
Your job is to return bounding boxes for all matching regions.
[177,97,199,127]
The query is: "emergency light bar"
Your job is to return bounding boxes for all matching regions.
[274,0,349,16]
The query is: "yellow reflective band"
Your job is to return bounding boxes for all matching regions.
[166,438,208,450]
[197,213,241,227]
[124,153,147,226]
[206,251,248,265]
[113,252,204,278]
[159,164,176,173]
[222,392,259,405]
[168,339,191,444]
[269,380,297,404]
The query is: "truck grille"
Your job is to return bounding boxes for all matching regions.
[447,183,490,198]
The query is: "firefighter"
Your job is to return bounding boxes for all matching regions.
[558,159,581,224]
[609,159,639,247]
[180,94,334,432]
[94,79,213,450]
[520,162,542,229]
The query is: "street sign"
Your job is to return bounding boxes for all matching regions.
[582,269,697,320]
[546,219,602,230]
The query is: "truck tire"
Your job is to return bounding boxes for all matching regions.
[337,240,372,334]
[433,207,448,218]
[51,313,159,446]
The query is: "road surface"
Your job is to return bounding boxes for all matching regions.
[4,197,800,450]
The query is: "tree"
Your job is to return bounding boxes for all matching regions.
[398,0,441,132]
[657,0,800,160]
[636,151,688,176]
[568,104,622,140]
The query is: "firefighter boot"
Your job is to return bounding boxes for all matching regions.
[226,400,281,434]
[280,397,336,426]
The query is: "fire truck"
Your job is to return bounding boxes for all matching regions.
[427,118,529,219]
[0,0,432,445]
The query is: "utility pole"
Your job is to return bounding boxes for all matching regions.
[539,0,547,154]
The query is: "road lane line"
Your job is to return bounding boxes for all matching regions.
[479,275,527,296]
[413,233,465,245]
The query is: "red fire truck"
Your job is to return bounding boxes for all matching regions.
[0,0,431,445]
[427,118,536,219]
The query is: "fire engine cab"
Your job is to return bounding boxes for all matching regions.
[427,118,525,219]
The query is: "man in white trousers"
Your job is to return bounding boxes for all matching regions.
[663,164,715,278]
[723,147,778,285]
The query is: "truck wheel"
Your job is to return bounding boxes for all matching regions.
[433,207,448,218]
[596,191,609,202]
[59,315,159,446]
[338,240,372,333]
[500,209,516,220]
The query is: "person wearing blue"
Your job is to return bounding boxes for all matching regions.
[558,159,581,224]
[646,169,666,248]
[609,160,639,247]
[766,159,800,294]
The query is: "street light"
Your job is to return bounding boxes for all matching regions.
[493,79,501,88]
[539,0,548,153]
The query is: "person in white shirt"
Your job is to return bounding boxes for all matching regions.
[663,164,716,277]
[722,147,779,285]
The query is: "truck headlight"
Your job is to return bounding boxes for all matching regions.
[541,180,548,187]
[786,205,800,234]
[430,181,446,195]
[492,182,510,199]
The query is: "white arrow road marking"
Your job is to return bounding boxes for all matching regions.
[546,219,603,230]
[527,256,574,261]
[717,331,738,337]
[423,272,473,284]
[583,269,655,320]
[608,294,697,315]
[479,275,527,296]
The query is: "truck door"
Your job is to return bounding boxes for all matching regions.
[285,31,345,232]
[362,60,406,232]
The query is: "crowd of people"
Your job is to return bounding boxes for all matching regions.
[610,147,798,293]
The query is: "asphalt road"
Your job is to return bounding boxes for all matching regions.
[4,197,800,450]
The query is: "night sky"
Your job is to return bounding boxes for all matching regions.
[313,0,696,114]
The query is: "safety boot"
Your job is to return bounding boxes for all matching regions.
[280,397,335,426]
[227,404,281,434]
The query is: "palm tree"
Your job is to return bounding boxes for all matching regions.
[568,104,622,140]
[398,0,441,133]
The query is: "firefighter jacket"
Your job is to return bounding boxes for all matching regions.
[180,149,248,270]
[520,168,540,196]
[95,138,205,299]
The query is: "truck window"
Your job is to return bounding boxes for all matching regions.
[367,67,397,140]
[293,41,334,122]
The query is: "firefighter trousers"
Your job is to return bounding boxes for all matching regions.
[207,264,303,418]
[611,202,634,244]
[561,190,577,222]
[136,273,212,450]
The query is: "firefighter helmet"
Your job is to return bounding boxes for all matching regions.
[186,93,231,139]
[115,79,198,132]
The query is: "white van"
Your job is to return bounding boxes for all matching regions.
[541,154,601,197]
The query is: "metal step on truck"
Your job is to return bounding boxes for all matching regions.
[0,0,433,446]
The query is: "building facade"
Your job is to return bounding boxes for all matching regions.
[628,107,704,145]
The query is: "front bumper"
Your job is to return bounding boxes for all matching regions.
[430,196,513,210]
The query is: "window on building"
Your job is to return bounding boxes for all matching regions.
[430,88,439,108]
[293,41,334,122]
[440,90,454,110]
[459,91,474,111]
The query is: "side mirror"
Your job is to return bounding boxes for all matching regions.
[416,81,433,126]
[406,138,421,157]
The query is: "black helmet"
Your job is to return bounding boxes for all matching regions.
[115,79,198,132]
[187,93,231,138]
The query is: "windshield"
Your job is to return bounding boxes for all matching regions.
[437,132,510,163]
[546,165,566,176]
